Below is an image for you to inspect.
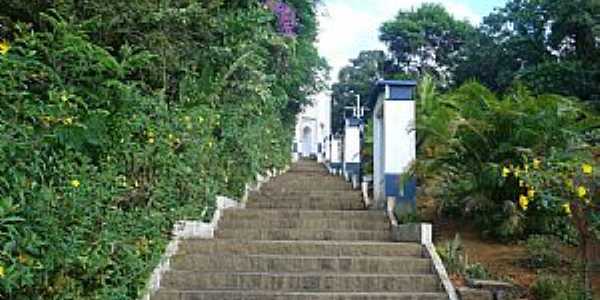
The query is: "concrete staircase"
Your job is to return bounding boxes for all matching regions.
[152,160,448,300]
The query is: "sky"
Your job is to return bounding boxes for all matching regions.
[317,0,508,84]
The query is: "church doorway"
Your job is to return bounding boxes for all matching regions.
[302,126,312,157]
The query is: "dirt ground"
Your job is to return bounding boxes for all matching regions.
[436,222,600,299]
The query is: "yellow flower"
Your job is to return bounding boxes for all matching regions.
[148,138,155,144]
[0,265,5,278]
[519,195,529,210]
[70,179,80,188]
[533,159,541,169]
[63,117,73,125]
[562,203,572,216]
[0,40,10,55]
[519,180,525,187]
[147,131,155,138]
[502,167,510,177]
[577,186,587,198]
[168,134,174,140]
[582,163,593,175]
[527,188,535,198]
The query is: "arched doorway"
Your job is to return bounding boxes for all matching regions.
[302,126,312,157]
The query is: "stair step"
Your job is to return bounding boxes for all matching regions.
[152,290,448,300]
[260,187,354,193]
[249,197,362,203]
[222,209,387,221]
[261,184,354,193]
[250,196,361,203]
[254,190,361,197]
[269,177,351,183]
[160,272,442,292]
[176,240,423,257]
[246,201,365,210]
[218,218,389,230]
[170,254,432,273]
[215,228,391,241]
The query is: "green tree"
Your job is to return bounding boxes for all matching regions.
[455,0,600,104]
[379,3,475,83]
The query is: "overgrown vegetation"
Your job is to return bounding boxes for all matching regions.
[525,235,562,268]
[531,274,587,300]
[0,1,326,298]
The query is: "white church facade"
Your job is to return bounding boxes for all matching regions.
[292,93,331,161]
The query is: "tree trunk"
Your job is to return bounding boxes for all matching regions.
[582,237,592,300]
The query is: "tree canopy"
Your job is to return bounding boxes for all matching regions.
[379,3,475,84]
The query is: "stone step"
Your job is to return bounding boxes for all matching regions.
[218,217,389,231]
[260,185,354,192]
[248,197,362,204]
[176,240,423,257]
[246,201,364,210]
[253,190,361,198]
[214,228,391,241]
[170,254,433,274]
[160,272,442,293]
[262,179,352,186]
[289,165,326,170]
[270,175,348,181]
[152,290,448,300]
[222,209,387,221]
[288,168,328,173]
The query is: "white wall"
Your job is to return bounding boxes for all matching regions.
[384,100,415,174]
[373,97,385,208]
[344,126,361,164]
[331,138,342,163]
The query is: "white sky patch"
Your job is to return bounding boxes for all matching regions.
[317,0,482,83]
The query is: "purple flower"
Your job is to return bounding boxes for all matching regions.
[263,0,297,37]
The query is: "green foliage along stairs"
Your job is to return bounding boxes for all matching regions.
[152,160,447,300]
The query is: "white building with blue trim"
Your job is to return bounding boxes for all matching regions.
[292,93,332,161]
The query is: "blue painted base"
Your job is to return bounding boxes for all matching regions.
[329,162,342,173]
[384,174,416,210]
[344,162,361,179]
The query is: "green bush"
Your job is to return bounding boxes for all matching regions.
[531,275,587,300]
[465,263,490,280]
[437,234,466,275]
[525,235,562,268]
[0,1,326,298]
[415,78,599,241]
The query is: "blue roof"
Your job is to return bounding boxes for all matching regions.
[376,80,417,87]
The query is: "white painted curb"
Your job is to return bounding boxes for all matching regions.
[424,242,459,300]
[390,223,457,300]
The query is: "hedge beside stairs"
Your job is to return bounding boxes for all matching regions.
[0,1,326,298]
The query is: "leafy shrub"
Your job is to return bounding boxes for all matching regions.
[394,209,422,224]
[465,263,490,280]
[530,275,587,300]
[525,235,561,268]
[0,1,326,298]
[437,234,466,275]
[415,79,599,241]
